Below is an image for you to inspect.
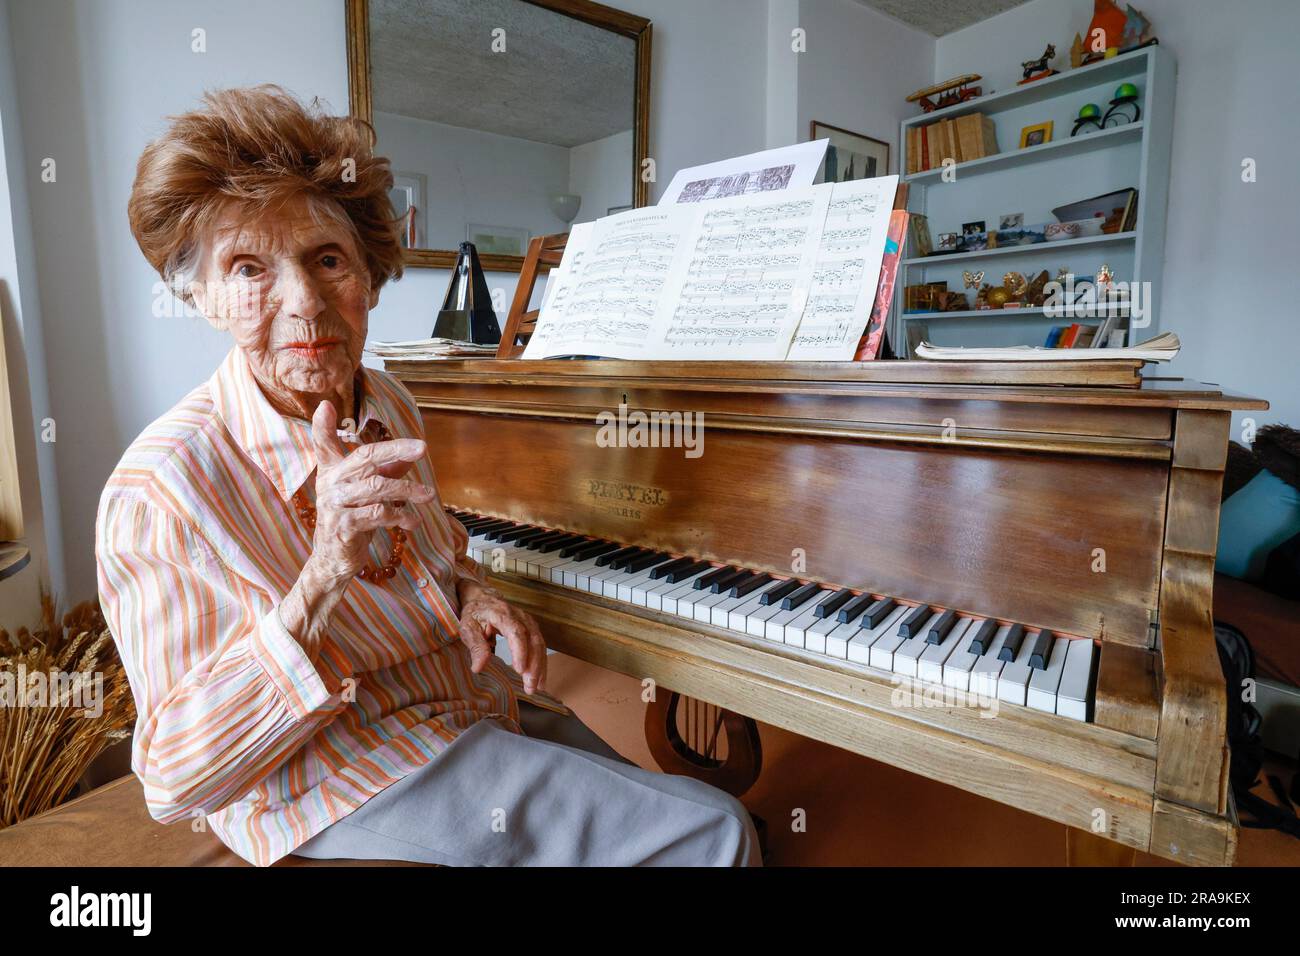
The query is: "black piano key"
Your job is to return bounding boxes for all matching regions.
[505,527,551,545]
[759,579,800,606]
[730,573,773,598]
[536,534,587,554]
[571,540,619,561]
[521,530,569,549]
[649,556,694,580]
[626,551,673,574]
[781,583,823,611]
[595,546,641,568]
[814,590,853,619]
[968,619,999,655]
[997,623,1027,662]
[859,597,899,628]
[1028,629,1054,670]
[897,605,932,639]
[665,560,711,583]
[694,566,738,591]
[609,548,655,571]
[837,593,876,624]
[925,608,958,645]
[558,538,599,558]
[469,519,513,535]
[710,569,751,594]
[487,523,528,542]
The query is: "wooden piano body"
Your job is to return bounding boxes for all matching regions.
[388,357,1266,865]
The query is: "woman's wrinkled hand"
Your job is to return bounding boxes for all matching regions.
[306,400,437,589]
[456,581,547,694]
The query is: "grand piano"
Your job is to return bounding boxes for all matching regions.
[386,353,1265,866]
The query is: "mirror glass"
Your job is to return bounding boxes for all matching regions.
[366,0,638,265]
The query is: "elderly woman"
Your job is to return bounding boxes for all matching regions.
[97,86,759,867]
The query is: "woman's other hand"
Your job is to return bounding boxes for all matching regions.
[306,399,436,588]
[456,581,548,695]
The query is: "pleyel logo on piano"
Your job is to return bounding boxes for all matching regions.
[595,402,704,459]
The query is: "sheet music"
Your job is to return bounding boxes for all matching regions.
[654,186,832,359]
[658,140,828,205]
[786,175,898,360]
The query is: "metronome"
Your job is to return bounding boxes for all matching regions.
[432,242,502,345]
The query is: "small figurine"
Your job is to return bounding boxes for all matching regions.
[1072,103,1104,136]
[975,283,993,308]
[906,74,983,113]
[1070,33,1086,68]
[1025,270,1051,307]
[963,270,985,289]
[1003,271,1029,300]
[1096,263,1115,291]
[986,286,1011,309]
[1103,82,1141,126]
[1121,4,1154,51]
[1019,44,1058,84]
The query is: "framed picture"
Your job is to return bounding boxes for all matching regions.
[389,172,427,249]
[999,212,1024,230]
[961,220,986,236]
[466,224,531,257]
[937,232,960,252]
[810,120,890,180]
[1019,121,1054,148]
[607,204,633,216]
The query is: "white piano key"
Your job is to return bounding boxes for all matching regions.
[711,591,758,626]
[764,602,815,643]
[645,572,704,611]
[804,614,846,655]
[525,549,578,579]
[892,611,943,677]
[996,629,1040,706]
[631,573,678,607]
[1056,638,1096,721]
[969,625,1012,700]
[745,598,789,638]
[560,557,606,588]
[580,564,625,593]
[842,606,904,665]
[727,591,773,630]
[601,568,640,598]
[617,567,664,603]
[782,604,827,649]
[942,619,990,691]
[918,617,972,685]
[1027,636,1070,713]
[674,583,719,618]
[692,589,734,622]
[871,607,925,672]
[660,572,712,614]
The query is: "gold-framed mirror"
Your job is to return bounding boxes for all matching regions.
[346,0,651,273]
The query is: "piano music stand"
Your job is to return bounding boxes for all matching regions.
[497,232,570,359]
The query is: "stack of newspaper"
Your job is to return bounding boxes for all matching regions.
[365,338,498,360]
[913,332,1180,363]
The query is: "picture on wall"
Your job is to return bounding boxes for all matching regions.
[811,120,890,180]
[466,224,531,257]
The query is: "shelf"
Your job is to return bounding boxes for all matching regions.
[903,46,1154,127]
[904,122,1142,183]
[904,307,1049,321]
[904,231,1136,265]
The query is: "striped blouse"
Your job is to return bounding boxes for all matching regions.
[95,346,566,867]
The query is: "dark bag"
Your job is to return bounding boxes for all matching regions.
[1214,621,1300,837]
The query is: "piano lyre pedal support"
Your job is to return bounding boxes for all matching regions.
[390,356,1265,866]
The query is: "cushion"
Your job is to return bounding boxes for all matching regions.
[1216,469,1300,581]
[0,774,429,867]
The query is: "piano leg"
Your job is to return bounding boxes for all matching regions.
[1065,827,1137,866]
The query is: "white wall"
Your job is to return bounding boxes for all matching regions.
[796,0,934,177]
[936,0,1300,432]
[570,128,634,224]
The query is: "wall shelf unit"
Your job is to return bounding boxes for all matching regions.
[893,45,1175,355]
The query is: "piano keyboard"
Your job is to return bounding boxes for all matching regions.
[451,511,1098,722]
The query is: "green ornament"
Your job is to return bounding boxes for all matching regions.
[1077,102,1102,119]
[1112,82,1139,102]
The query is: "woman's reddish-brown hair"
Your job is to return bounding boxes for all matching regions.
[128,84,403,302]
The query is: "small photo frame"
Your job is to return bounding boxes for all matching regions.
[998,212,1024,230]
[466,224,531,257]
[937,232,960,252]
[1019,121,1053,148]
[961,220,986,236]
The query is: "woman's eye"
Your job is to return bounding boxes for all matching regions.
[235,263,262,279]
[320,254,340,269]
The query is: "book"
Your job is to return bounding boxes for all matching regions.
[854,209,909,360]
[525,174,902,361]
[913,332,1180,362]
[908,213,932,257]
[1044,326,1064,348]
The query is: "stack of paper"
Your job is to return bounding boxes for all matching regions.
[913,332,1180,363]
[366,338,498,360]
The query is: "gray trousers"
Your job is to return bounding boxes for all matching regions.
[291,702,762,866]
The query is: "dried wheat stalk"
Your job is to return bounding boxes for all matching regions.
[0,590,135,828]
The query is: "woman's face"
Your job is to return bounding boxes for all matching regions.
[190,193,378,414]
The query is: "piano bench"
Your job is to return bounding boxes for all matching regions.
[0,775,432,867]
